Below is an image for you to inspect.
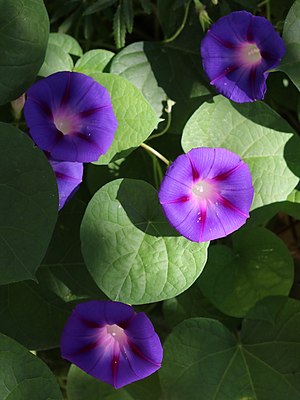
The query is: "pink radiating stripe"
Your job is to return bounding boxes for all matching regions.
[218,194,249,218]
[187,152,200,181]
[198,201,207,243]
[112,344,120,388]
[118,313,136,330]
[74,312,103,329]
[210,65,239,85]
[73,340,100,355]
[160,195,191,205]
[60,73,71,107]
[79,105,112,118]
[211,161,243,181]
[128,341,161,367]
[208,31,235,49]
[54,171,80,181]
[246,17,254,42]
[248,66,262,100]
[29,96,52,118]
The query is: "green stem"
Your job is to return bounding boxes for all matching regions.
[257,0,268,6]
[155,156,164,182]
[152,154,159,188]
[266,0,271,21]
[148,113,172,141]
[163,1,191,43]
[140,143,170,166]
[258,0,271,20]
[150,155,164,188]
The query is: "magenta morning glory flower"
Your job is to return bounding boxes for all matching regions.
[60,300,163,389]
[201,11,285,103]
[24,72,118,162]
[49,159,83,210]
[158,148,254,242]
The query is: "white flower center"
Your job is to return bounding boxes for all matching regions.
[192,181,214,200]
[54,115,73,135]
[106,324,126,343]
[239,43,262,66]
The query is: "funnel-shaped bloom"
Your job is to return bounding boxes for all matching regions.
[60,300,163,389]
[49,159,83,210]
[201,11,285,103]
[159,148,254,242]
[24,72,118,162]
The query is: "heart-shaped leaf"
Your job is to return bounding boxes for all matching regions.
[49,33,82,56]
[0,333,62,399]
[160,296,300,400]
[74,49,114,74]
[198,227,294,317]
[280,0,300,90]
[0,0,49,104]
[67,364,162,400]
[81,178,209,304]
[90,73,159,165]
[182,95,299,209]
[0,123,58,284]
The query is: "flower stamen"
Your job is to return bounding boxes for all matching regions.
[239,43,262,67]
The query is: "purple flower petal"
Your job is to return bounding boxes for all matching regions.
[24,72,118,162]
[158,148,254,242]
[60,300,163,389]
[49,159,83,210]
[201,11,285,103]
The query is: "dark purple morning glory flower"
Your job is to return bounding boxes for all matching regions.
[158,148,254,242]
[201,11,285,103]
[24,72,118,162]
[60,300,163,389]
[49,159,83,210]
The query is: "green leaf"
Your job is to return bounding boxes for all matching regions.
[160,296,300,400]
[182,95,299,209]
[86,148,155,195]
[198,227,294,317]
[287,188,300,202]
[157,0,187,38]
[74,49,114,74]
[139,0,152,14]
[0,333,62,399]
[0,280,70,350]
[122,0,134,33]
[50,1,81,23]
[37,263,104,304]
[39,198,104,302]
[90,73,159,165]
[67,364,162,400]
[163,279,239,330]
[249,189,300,227]
[0,123,58,285]
[83,0,117,16]
[58,7,81,34]
[48,32,83,56]
[280,0,300,90]
[110,28,211,132]
[39,43,74,77]
[41,198,86,272]
[264,72,299,112]
[114,4,126,49]
[80,179,209,304]
[0,199,105,350]
[271,0,294,22]
[0,0,49,104]
[110,42,167,117]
